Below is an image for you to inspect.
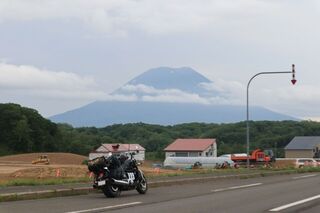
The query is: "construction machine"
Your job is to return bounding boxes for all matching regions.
[32,155,50,165]
[231,149,274,166]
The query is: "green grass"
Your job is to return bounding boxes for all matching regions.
[146,167,269,179]
[296,166,320,173]
[257,165,320,172]
[0,177,91,187]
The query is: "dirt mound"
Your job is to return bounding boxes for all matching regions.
[0,153,88,165]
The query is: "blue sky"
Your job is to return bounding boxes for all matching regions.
[0,0,319,120]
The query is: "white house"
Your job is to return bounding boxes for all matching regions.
[164,139,217,158]
[89,143,145,161]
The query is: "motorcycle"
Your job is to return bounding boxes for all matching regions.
[88,152,148,198]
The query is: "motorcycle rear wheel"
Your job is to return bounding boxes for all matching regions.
[102,183,121,198]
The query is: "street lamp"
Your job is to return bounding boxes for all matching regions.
[246,64,296,168]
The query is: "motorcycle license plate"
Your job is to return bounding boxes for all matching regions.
[98,180,106,186]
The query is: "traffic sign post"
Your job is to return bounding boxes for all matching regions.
[246,64,296,168]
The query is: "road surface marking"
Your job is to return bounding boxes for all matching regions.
[292,174,317,179]
[212,183,262,192]
[65,202,142,213]
[269,194,320,212]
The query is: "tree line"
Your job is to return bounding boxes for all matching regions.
[2,103,320,159]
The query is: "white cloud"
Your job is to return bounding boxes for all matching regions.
[119,83,209,103]
[199,79,320,119]
[257,84,320,118]
[1,63,318,119]
[0,62,143,116]
[141,93,209,105]
[1,64,241,114]
[0,0,319,119]
[0,62,106,100]
[0,0,293,36]
[116,83,244,105]
[200,79,245,102]
[120,84,160,94]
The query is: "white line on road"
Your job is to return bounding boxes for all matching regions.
[292,174,317,179]
[212,183,262,192]
[64,202,142,213]
[269,194,320,212]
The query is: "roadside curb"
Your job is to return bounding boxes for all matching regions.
[0,187,95,202]
[148,170,297,187]
[0,170,310,202]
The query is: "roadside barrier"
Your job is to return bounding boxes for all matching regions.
[153,168,160,174]
[89,172,93,178]
[56,169,61,177]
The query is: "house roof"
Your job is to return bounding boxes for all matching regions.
[164,139,216,152]
[96,144,145,152]
[285,136,320,150]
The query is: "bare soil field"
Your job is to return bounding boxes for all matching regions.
[0,153,301,182]
[0,153,178,180]
[0,153,89,180]
[0,153,87,165]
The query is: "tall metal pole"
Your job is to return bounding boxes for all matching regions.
[246,65,295,168]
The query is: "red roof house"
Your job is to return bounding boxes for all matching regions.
[164,139,217,158]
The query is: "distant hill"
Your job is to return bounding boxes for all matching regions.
[51,101,297,127]
[51,67,298,127]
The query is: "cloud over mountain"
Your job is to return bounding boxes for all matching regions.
[112,67,245,105]
[50,67,299,126]
[1,63,317,121]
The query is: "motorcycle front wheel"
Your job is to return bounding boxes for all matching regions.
[102,183,121,198]
[136,172,148,194]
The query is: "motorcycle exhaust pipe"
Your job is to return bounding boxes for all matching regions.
[112,179,130,186]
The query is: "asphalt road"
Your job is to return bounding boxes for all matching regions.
[0,173,319,213]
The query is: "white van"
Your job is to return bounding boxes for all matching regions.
[295,158,317,168]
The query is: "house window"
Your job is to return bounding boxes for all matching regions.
[189,152,198,157]
[175,152,188,157]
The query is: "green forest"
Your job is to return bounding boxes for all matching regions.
[2,103,320,159]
